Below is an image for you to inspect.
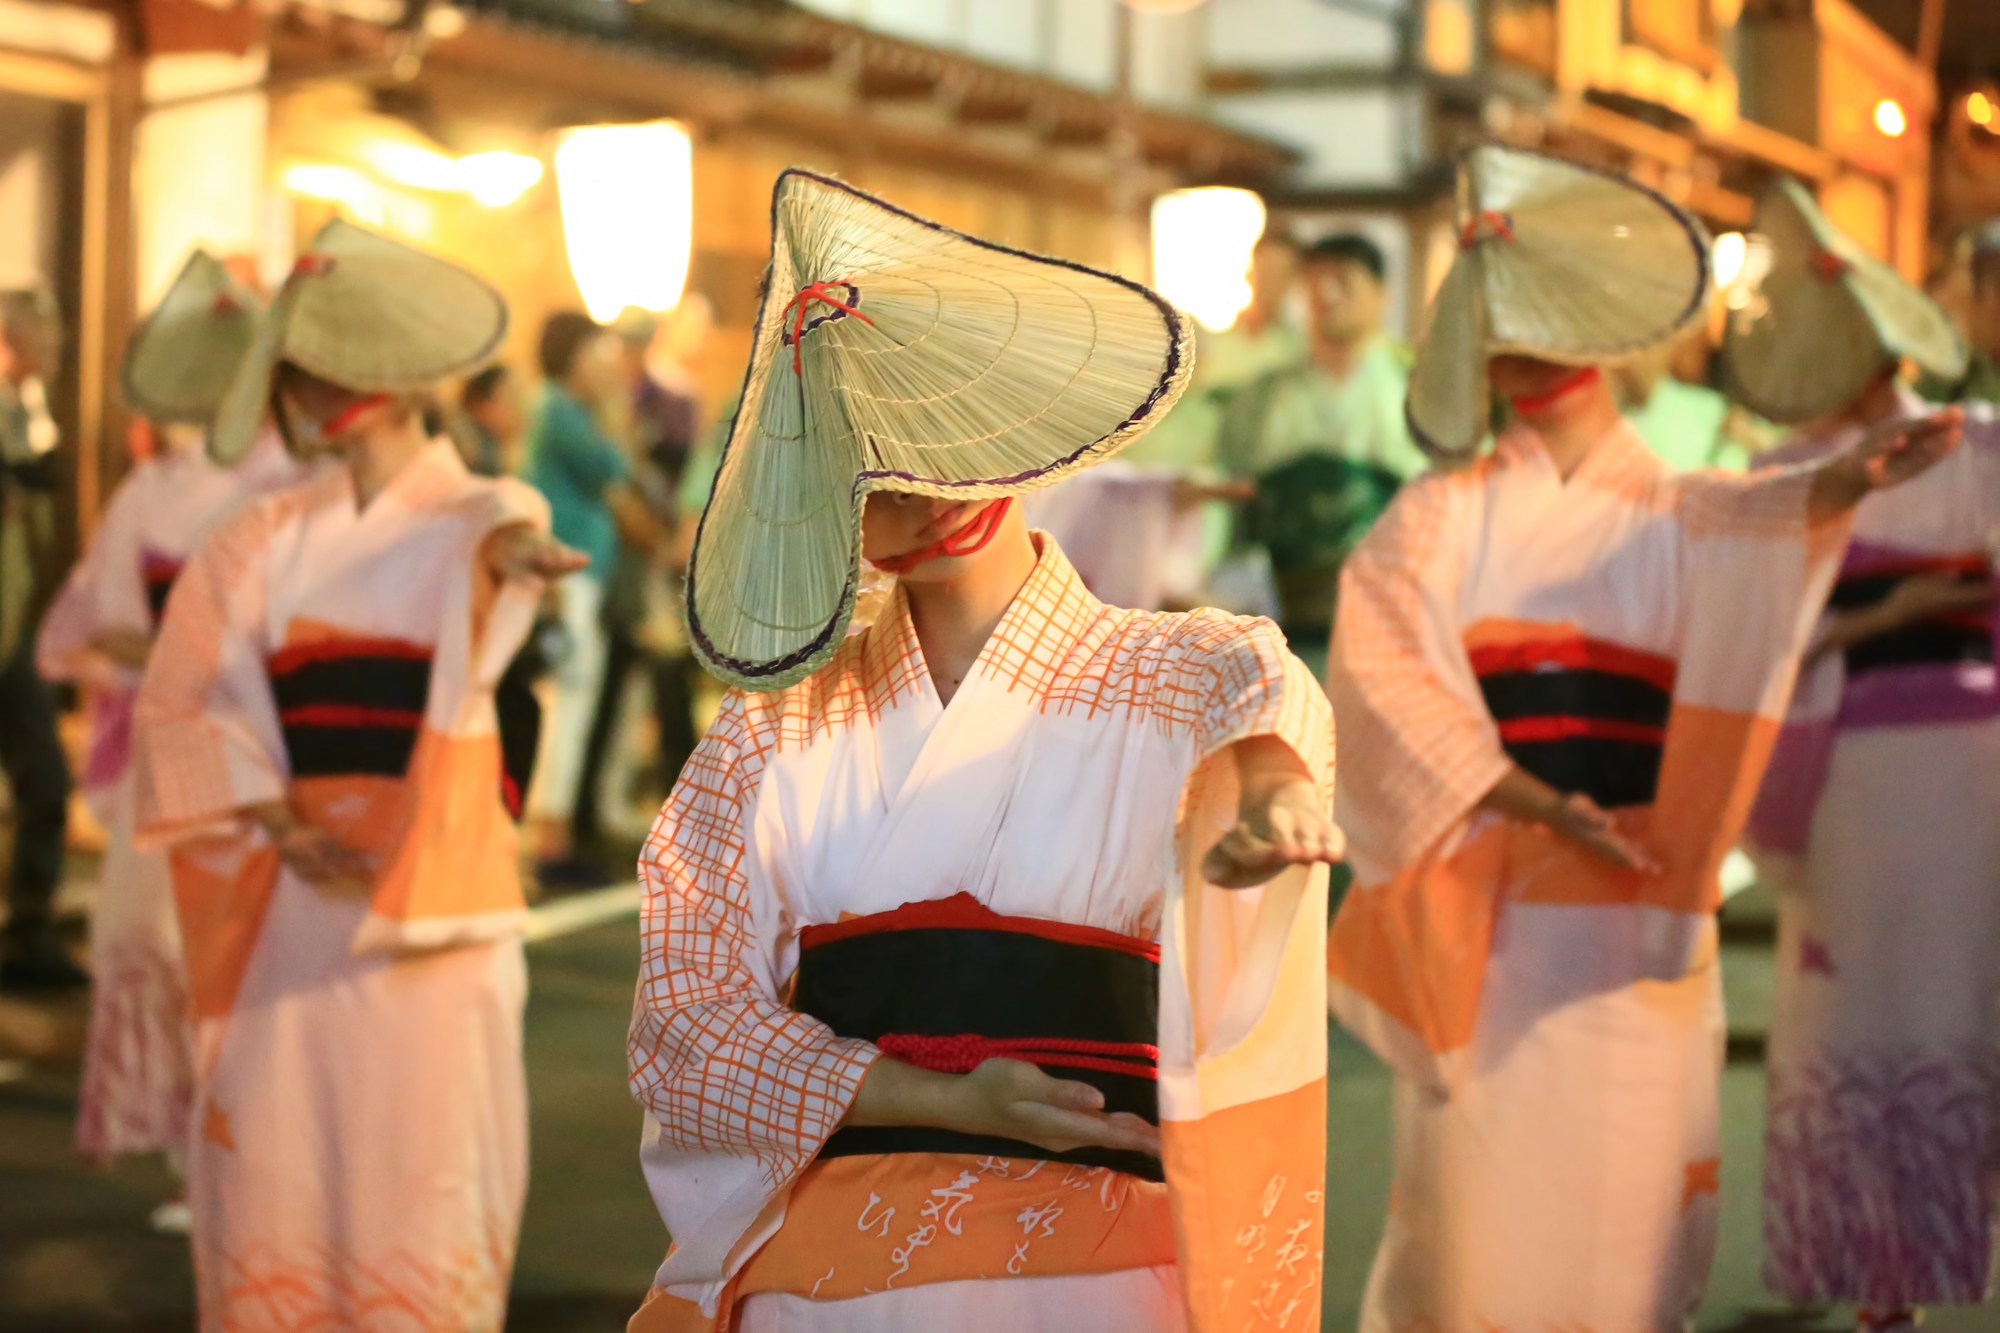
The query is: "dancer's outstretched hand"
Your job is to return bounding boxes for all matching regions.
[1809,407,1964,522]
[1203,735,1341,889]
[486,524,589,582]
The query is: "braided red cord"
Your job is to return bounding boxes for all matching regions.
[784,279,875,378]
[876,1032,1160,1081]
[1459,210,1516,250]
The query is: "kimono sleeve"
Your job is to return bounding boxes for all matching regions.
[35,465,150,682]
[131,500,286,844]
[627,688,877,1311]
[1156,615,1335,1332]
[1323,472,1512,1095]
[1326,472,1510,884]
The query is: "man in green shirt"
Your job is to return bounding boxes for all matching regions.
[1220,232,1422,675]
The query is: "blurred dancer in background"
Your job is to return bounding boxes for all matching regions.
[35,253,299,1200]
[0,283,79,991]
[450,362,526,479]
[1325,147,1962,1333]
[132,222,583,1331]
[1732,181,2000,1333]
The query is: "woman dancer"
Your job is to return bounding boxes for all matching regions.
[1733,180,2000,1333]
[38,252,296,1186]
[132,220,583,1331]
[628,169,1339,1332]
[1324,146,1962,1333]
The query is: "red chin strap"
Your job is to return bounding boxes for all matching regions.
[1508,365,1602,416]
[871,497,1013,575]
[319,392,394,439]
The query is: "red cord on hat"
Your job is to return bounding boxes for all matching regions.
[290,253,337,280]
[1460,210,1516,249]
[871,497,1013,575]
[876,1032,1160,1081]
[1808,248,1849,283]
[783,280,874,378]
[1509,365,1602,415]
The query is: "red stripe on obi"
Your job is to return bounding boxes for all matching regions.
[1495,715,1669,745]
[800,891,1163,962]
[1467,635,1679,693]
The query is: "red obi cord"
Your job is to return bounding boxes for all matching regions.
[871,497,1013,575]
[876,1032,1161,1081]
[1509,365,1602,415]
[783,279,874,378]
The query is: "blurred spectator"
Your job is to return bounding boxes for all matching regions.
[449,363,525,478]
[521,312,660,883]
[1921,220,2000,403]
[0,284,81,989]
[572,306,707,851]
[1614,333,1770,471]
[1219,232,1423,673]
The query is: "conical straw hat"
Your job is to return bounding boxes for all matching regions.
[1723,178,1965,424]
[687,168,1193,692]
[1407,146,1711,458]
[210,218,507,464]
[121,251,261,425]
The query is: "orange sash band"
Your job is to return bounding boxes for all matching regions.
[629,1151,1175,1332]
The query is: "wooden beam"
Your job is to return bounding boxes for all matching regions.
[1709,114,1840,181]
[1915,0,1947,79]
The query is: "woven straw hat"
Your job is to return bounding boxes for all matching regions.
[687,168,1193,692]
[122,251,260,425]
[1723,179,1965,424]
[1407,146,1711,458]
[210,218,507,464]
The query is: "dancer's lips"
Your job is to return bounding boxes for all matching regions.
[913,501,979,543]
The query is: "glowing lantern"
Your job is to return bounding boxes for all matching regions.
[554,122,695,324]
[1150,186,1267,332]
[1874,98,1907,138]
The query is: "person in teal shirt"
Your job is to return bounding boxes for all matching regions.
[520,312,658,881]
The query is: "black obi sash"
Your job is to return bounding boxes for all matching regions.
[795,893,1163,1182]
[268,635,432,779]
[1830,555,1994,677]
[141,551,184,623]
[1470,633,1678,809]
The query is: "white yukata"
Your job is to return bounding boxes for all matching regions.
[36,431,300,1161]
[1747,394,2000,1308]
[131,440,546,1332]
[628,535,1336,1333]
[1326,422,1847,1333]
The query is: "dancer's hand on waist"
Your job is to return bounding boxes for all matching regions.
[247,802,376,897]
[1480,767,1660,874]
[844,1053,1161,1159]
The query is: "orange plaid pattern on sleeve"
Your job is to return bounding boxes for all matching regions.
[627,686,879,1182]
[1328,468,1513,878]
[1674,465,1818,539]
[132,492,300,841]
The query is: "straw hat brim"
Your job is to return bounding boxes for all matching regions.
[209,219,508,465]
[121,251,260,425]
[1408,147,1712,458]
[1724,178,1965,425]
[686,169,1193,692]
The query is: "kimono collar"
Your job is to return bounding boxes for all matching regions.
[872,532,1104,705]
[333,436,474,515]
[1495,417,1663,497]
